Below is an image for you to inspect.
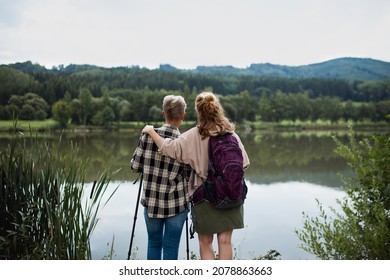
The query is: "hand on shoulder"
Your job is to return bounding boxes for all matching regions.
[142,125,154,134]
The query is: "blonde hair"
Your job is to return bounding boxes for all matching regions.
[162,95,187,120]
[195,92,235,139]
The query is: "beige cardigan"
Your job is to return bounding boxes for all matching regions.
[155,127,250,196]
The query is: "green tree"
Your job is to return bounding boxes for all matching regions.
[70,99,82,125]
[0,67,39,104]
[0,105,11,120]
[239,90,257,121]
[318,97,343,123]
[293,92,311,121]
[8,93,49,120]
[343,100,359,121]
[24,93,49,120]
[64,91,72,102]
[374,100,390,122]
[79,88,93,125]
[271,91,290,121]
[20,104,35,120]
[222,102,237,122]
[358,102,376,121]
[52,100,71,127]
[258,91,273,121]
[118,100,132,121]
[149,105,162,122]
[221,91,257,123]
[92,106,115,128]
[296,130,390,259]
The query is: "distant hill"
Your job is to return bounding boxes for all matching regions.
[192,57,390,80]
[3,57,390,81]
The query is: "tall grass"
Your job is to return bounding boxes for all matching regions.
[0,128,117,259]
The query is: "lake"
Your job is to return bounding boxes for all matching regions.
[0,128,356,260]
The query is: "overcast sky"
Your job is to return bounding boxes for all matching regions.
[1,0,389,69]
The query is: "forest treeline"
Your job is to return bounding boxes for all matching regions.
[0,61,389,127]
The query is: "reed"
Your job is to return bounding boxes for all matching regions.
[0,128,117,259]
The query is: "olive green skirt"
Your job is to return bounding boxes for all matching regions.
[192,201,244,234]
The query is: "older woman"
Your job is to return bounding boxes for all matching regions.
[131,95,190,260]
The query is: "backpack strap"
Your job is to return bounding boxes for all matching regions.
[208,135,216,174]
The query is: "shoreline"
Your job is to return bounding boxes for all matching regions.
[0,119,389,133]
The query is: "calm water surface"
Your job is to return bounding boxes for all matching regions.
[1,129,356,259]
[90,180,346,260]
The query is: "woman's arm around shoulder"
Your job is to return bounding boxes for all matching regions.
[142,125,164,147]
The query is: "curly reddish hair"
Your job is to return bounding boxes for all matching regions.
[195,92,235,139]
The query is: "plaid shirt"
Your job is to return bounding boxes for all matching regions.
[131,124,190,218]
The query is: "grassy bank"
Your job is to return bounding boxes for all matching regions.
[0,119,389,133]
[247,119,390,132]
[0,119,60,132]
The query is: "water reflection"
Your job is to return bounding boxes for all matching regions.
[241,132,351,187]
[0,129,351,186]
[90,180,346,260]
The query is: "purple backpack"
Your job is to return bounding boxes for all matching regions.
[192,132,248,208]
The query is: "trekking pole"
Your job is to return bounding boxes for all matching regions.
[127,173,143,260]
[185,216,189,260]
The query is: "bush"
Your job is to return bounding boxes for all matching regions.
[295,128,390,259]
[0,105,11,120]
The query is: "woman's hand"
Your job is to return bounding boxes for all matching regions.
[142,125,162,146]
[142,125,154,134]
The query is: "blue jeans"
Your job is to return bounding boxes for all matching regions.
[143,207,189,260]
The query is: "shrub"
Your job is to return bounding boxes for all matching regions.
[295,128,390,259]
